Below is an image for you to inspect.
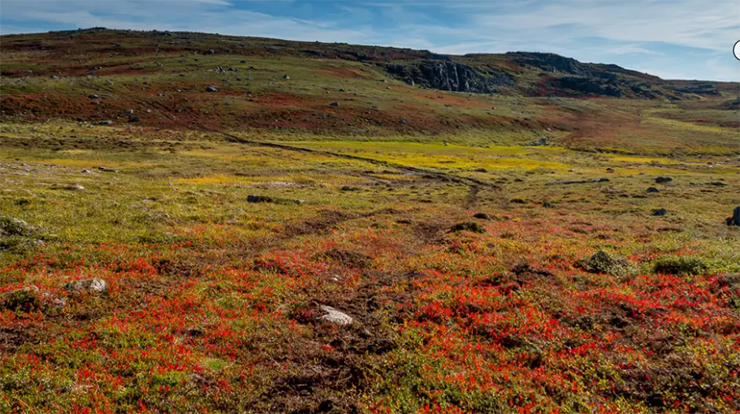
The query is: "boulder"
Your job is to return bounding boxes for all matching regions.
[646,187,659,193]
[652,208,668,216]
[206,85,218,92]
[319,306,353,326]
[655,177,672,183]
[63,278,107,294]
[726,206,740,226]
[0,217,36,237]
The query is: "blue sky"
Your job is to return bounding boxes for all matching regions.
[1,0,738,81]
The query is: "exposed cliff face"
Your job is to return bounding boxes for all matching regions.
[382,61,514,93]
[510,52,591,76]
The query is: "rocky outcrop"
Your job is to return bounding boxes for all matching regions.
[553,76,623,97]
[382,61,513,93]
[674,83,720,95]
[511,52,591,76]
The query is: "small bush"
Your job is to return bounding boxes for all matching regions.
[2,288,42,312]
[653,256,709,276]
[577,250,635,278]
[449,222,486,234]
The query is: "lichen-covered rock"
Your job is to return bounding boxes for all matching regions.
[319,306,353,326]
[64,278,107,294]
[0,217,36,237]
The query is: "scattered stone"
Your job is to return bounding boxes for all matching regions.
[128,117,140,123]
[577,250,635,278]
[473,212,490,220]
[319,306,353,325]
[652,208,668,216]
[646,187,659,193]
[66,184,85,191]
[329,102,339,107]
[542,201,554,208]
[98,120,113,126]
[449,222,486,234]
[63,278,107,294]
[283,74,290,79]
[81,169,92,174]
[206,85,218,92]
[399,119,407,125]
[97,166,117,173]
[204,49,215,55]
[247,195,304,205]
[0,217,36,237]
[709,182,727,187]
[123,109,134,114]
[655,177,673,183]
[88,94,100,99]
[726,206,740,226]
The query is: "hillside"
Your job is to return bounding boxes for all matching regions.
[0,29,739,414]
[1,28,738,154]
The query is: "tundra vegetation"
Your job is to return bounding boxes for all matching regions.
[0,29,739,413]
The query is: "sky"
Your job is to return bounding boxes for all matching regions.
[1,0,739,81]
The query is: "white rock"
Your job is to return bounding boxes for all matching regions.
[319,306,353,326]
[64,278,107,294]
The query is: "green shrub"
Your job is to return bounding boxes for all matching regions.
[577,250,635,278]
[449,222,486,234]
[653,256,709,276]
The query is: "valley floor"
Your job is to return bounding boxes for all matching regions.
[1,122,739,413]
